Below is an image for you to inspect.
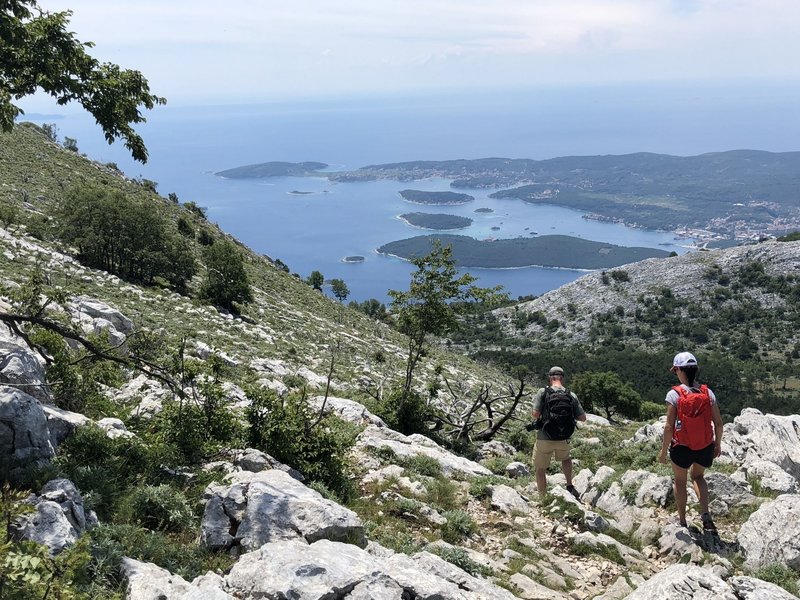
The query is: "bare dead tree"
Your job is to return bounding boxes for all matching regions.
[432,373,530,443]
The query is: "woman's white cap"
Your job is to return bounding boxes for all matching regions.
[672,352,698,367]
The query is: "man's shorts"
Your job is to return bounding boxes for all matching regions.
[669,443,715,470]
[533,439,571,469]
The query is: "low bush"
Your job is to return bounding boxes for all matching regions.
[117,484,196,533]
[427,545,493,577]
[246,387,359,502]
[440,509,478,543]
[376,388,430,435]
[752,563,799,596]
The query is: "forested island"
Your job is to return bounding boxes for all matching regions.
[399,212,473,230]
[216,161,328,178]
[377,234,670,269]
[399,189,474,205]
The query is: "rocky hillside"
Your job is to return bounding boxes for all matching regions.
[2,123,800,599]
[495,240,800,356]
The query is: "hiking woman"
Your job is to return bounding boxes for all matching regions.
[657,352,724,530]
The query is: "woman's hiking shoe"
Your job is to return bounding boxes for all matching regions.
[701,512,717,532]
[566,485,580,500]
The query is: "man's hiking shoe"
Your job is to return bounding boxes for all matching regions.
[566,485,580,500]
[701,513,717,532]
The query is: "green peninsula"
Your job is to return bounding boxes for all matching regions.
[399,212,472,230]
[216,161,328,178]
[377,234,670,269]
[399,189,474,205]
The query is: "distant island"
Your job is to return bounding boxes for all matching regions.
[377,234,670,269]
[475,208,494,213]
[399,189,474,205]
[326,151,800,242]
[216,161,328,178]
[399,212,472,230]
[342,255,365,263]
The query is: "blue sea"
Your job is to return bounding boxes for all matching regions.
[26,81,800,302]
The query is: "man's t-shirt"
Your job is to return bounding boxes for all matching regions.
[532,385,585,441]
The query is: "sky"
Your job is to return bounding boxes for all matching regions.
[18,0,800,109]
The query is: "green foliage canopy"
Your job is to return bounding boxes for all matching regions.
[1,0,165,162]
[330,278,349,302]
[571,371,642,422]
[199,239,253,312]
[56,186,197,290]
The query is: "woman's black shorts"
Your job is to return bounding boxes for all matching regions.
[669,443,715,469]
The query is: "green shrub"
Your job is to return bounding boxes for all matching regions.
[468,476,502,500]
[401,454,442,478]
[117,485,195,533]
[569,540,625,565]
[441,509,478,543]
[423,477,459,511]
[376,388,430,435]
[427,545,493,577]
[639,401,664,421]
[87,524,232,587]
[55,426,163,520]
[154,385,243,465]
[246,387,359,502]
[505,425,535,453]
[752,563,799,596]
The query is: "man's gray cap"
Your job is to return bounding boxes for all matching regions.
[549,366,565,376]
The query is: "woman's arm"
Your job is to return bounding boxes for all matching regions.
[712,402,723,458]
[658,404,677,463]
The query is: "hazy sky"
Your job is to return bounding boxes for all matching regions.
[21,0,800,107]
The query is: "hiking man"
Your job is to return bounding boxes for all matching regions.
[530,366,586,498]
[658,351,724,530]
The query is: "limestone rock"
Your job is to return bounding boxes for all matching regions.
[573,531,646,567]
[307,394,387,427]
[509,572,570,599]
[69,297,134,333]
[728,576,799,600]
[623,565,736,600]
[706,471,758,507]
[200,469,365,551]
[0,386,55,478]
[355,425,491,477]
[722,409,800,481]
[224,538,519,600]
[476,440,517,460]
[12,479,92,554]
[733,460,799,495]
[506,461,531,478]
[233,448,304,481]
[490,484,531,514]
[623,419,665,447]
[42,405,90,449]
[0,336,49,403]
[621,469,673,507]
[96,417,135,439]
[657,523,705,563]
[738,494,800,570]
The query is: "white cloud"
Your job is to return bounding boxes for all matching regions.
[28,0,800,103]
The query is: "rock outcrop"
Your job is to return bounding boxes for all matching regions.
[200,469,365,551]
[738,494,800,571]
[0,386,55,478]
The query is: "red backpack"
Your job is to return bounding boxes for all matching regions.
[672,385,714,450]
